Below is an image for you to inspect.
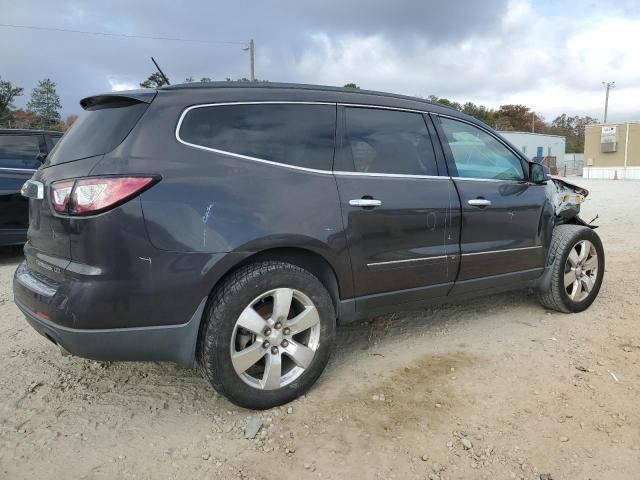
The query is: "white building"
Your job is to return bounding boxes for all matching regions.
[498,131,566,167]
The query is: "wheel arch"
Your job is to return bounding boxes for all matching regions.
[200,245,353,332]
[234,247,342,308]
[193,246,351,367]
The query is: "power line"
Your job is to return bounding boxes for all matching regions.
[0,23,247,46]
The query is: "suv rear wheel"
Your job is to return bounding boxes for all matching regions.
[538,225,604,313]
[198,261,336,409]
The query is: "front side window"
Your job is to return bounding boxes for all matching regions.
[179,104,336,171]
[343,107,438,176]
[0,135,41,169]
[439,117,524,181]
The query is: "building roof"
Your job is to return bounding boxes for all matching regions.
[497,131,566,139]
[585,121,640,127]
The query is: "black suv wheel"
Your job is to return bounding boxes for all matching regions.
[538,225,604,313]
[197,261,336,409]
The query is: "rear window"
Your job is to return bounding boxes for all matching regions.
[178,104,336,171]
[0,135,42,169]
[47,100,148,165]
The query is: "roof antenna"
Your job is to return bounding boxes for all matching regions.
[151,57,170,85]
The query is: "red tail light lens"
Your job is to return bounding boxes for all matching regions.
[50,176,157,215]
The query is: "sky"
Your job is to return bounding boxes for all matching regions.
[2,0,640,122]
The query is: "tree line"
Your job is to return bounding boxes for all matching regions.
[1,73,597,153]
[0,75,75,131]
[423,95,596,153]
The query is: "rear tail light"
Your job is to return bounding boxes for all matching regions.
[50,180,74,212]
[50,176,158,215]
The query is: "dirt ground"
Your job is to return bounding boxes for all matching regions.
[1,178,639,480]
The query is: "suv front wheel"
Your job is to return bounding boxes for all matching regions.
[198,261,336,409]
[538,225,604,313]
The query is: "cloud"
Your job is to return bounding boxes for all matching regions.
[107,77,139,92]
[1,0,639,122]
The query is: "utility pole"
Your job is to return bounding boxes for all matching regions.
[602,81,615,123]
[244,39,255,81]
[531,112,535,133]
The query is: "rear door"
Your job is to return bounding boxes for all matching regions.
[335,106,459,311]
[433,115,548,294]
[0,133,44,244]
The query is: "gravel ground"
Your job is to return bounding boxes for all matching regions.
[1,178,639,480]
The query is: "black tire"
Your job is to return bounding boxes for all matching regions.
[197,261,336,409]
[538,225,604,313]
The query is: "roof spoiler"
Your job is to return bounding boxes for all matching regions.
[80,90,157,110]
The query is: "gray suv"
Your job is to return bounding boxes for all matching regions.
[14,83,604,409]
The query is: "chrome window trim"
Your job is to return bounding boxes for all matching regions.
[174,101,534,181]
[175,100,453,178]
[461,245,542,257]
[0,167,38,174]
[174,142,333,175]
[452,176,520,183]
[175,101,338,175]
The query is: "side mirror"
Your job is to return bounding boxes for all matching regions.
[36,152,48,163]
[529,162,547,184]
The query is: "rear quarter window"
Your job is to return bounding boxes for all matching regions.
[178,103,336,171]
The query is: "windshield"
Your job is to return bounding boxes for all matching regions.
[47,99,149,165]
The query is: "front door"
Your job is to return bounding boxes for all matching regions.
[433,115,549,294]
[335,106,459,311]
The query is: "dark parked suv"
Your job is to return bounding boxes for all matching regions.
[0,129,62,245]
[14,83,604,409]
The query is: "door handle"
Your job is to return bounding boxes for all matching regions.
[468,198,491,207]
[349,198,382,208]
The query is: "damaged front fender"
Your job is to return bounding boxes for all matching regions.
[545,176,596,228]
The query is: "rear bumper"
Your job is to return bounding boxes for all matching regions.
[14,264,207,367]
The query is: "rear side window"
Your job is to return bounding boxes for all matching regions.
[178,104,336,171]
[343,107,438,176]
[439,117,524,181]
[0,135,42,169]
[47,100,149,165]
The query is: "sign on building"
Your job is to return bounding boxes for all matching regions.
[601,126,618,153]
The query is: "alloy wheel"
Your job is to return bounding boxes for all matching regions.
[564,239,598,302]
[230,288,321,390]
